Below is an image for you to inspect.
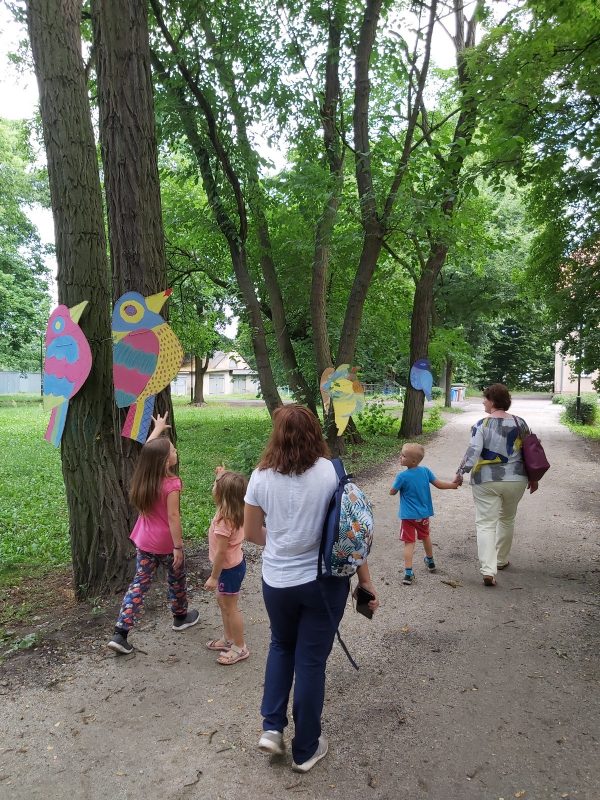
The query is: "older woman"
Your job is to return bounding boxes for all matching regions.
[455,383,538,586]
[244,404,379,773]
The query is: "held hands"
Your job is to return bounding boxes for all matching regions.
[453,473,463,487]
[204,575,218,592]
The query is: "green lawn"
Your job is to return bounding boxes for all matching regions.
[0,396,445,574]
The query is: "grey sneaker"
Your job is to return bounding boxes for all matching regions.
[107,632,133,655]
[292,736,328,773]
[258,730,285,755]
[172,609,200,631]
[402,572,415,585]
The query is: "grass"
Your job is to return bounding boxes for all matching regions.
[0,396,446,574]
[560,412,600,440]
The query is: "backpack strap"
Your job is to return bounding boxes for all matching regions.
[318,579,359,671]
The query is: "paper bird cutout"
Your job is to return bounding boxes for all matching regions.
[320,364,365,435]
[112,289,183,443]
[43,301,92,447]
[410,358,433,401]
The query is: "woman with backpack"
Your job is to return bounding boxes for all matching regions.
[244,404,379,773]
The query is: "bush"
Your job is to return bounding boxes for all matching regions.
[431,386,444,399]
[563,396,599,425]
[357,399,398,435]
[422,406,443,433]
[229,437,265,475]
[551,394,566,405]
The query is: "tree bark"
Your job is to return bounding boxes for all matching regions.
[26,0,132,596]
[193,355,208,405]
[399,0,483,437]
[444,358,453,408]
[91,0,176,531]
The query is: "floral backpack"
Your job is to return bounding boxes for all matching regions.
[318,458,374,578]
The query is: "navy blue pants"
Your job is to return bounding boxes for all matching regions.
[261,577,349,764]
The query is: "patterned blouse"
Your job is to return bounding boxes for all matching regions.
[457,415,530,485]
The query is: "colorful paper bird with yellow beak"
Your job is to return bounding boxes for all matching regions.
[43,301,92,447]
[112,289,183,443]
[320,364,365,435]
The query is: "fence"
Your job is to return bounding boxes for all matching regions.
[0,371,42,395]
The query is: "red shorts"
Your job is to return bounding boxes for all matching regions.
[400,518,430,543]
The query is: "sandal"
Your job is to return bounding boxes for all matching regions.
[217,644,250,665]
[483,575,497,587]
[206,638,232,651]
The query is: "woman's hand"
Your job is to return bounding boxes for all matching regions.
[528,480,539,494]
[354,580,380,613]
[453,473,463,487]
[172,547,184,570]
[204,575,218,592]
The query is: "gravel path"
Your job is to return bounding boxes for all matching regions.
[1,398,598,800]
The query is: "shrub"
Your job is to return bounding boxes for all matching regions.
[563,396,599,425]
[229,437,265,475]
[431,386,444,399]
[422,406,443,433]
[551,394,565,405]
[357,399,398,435]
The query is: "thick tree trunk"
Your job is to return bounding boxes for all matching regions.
[400,245,448,436]
[193,356,208,405]
[92,0,175,533]
[26,0,132,596]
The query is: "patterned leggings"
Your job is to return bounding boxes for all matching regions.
[116,549,188,631]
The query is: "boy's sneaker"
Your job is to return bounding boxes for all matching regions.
[292,736,328,773]
[424,556,437,573]
[402,572,415,585]
[172,609,200,631]
[107,632,133,655]
[258,730,285,755]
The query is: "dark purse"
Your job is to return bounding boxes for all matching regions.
[513,416,550,481]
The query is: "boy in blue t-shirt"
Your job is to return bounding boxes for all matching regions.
[390,443,459,585]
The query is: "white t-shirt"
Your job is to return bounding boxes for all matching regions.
[244,457,338,588]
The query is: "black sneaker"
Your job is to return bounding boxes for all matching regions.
[107,632,133,655]
[172,609,200,631]
[402,572,415,585]
[424,556,436,573]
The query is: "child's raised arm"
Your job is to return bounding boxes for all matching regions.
[147,412,171,443]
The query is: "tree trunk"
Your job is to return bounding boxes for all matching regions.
[400,245,447,436]
[26,0,132,596]
[444,358,453,408]
[92,0,175,532]
[193,355,208,405]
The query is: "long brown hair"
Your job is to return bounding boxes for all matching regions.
[130,437,172,514]
[212,471,247,529]
[258,404,330,475]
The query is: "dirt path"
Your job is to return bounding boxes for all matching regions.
[1,399,599,800]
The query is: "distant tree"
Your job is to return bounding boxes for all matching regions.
[0,118,49,371]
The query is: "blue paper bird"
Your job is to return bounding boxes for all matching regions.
[410,358,434,401]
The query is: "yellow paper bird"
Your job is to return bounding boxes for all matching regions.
[320,364,365,435]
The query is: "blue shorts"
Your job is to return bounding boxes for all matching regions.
[218,557,246,595]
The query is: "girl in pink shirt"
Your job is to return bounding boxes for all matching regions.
[108,414,199,655]
[204,468,249,665]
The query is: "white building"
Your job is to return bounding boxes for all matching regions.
[171,351,259,397]
[554,344,598,394]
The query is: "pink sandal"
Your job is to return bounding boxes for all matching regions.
[206,638,232,651]
[217,644,250,665]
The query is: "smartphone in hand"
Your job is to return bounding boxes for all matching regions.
[355,585,375,619]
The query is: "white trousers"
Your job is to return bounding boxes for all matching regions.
[471,480,527,576]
